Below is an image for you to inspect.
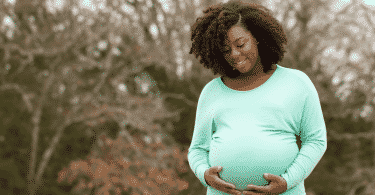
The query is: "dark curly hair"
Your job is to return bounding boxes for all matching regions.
[189,0,288,78]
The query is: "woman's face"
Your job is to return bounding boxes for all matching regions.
[223,24,263,79]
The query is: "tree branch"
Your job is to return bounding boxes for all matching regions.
[2,38,76,57]
[0,83,34,113]
[159,92,196,107]
[93,42,114,94]
[328,129,375,141]
[33,111,68,195]
[28,55,60,195]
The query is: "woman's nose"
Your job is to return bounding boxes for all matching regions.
[230,47,242,55]
[229,51,241,60]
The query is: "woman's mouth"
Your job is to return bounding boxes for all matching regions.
[234,58,248,67]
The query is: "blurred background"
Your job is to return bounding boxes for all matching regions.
[0,0,375,194]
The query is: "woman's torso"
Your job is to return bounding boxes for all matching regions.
[208,130,299,192]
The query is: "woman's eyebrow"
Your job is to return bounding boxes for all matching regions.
[225,37,245,46]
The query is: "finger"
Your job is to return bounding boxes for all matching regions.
[246,185,266,192]
[229,189,242,195]
[221,183,239,194]
[242,190,266,195]
[225,183,236,189]
[219,180,236,189]
[223,186,235,190]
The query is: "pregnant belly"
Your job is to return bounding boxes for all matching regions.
[209,135,299,191]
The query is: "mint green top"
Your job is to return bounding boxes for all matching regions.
[187,64,327,195]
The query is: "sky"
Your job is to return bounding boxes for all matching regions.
[362,0,375,9]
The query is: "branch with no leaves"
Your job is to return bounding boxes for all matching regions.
[0,83,33,113]
[2,38,76,57]
[28,55,61,195]
[328,129,375,141]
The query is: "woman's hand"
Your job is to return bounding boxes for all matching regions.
[204,166,242,195]
[242,173,287,195]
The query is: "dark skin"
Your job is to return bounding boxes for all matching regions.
[215,23,287,194]
[242,173,287,195]
[204,166,287,195]
[221,23,277,90]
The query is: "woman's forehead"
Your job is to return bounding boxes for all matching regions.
[224,25,250,44]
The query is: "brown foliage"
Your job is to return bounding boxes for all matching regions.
[57,134,190,194]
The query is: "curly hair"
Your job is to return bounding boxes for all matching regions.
[189,0,288,78]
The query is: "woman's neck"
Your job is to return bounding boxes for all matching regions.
[223,64,276,83]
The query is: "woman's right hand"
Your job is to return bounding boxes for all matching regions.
[204,166,242,195]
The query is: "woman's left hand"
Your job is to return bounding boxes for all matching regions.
[242,173,287,195]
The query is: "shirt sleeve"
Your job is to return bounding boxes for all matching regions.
[280,73,328,190]
[187,84,214,188]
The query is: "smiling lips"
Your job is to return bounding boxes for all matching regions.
[234,58,247,66]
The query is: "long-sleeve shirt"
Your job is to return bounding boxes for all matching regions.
[188,64,327,195]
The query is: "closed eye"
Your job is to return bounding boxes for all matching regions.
[224,44,245,53]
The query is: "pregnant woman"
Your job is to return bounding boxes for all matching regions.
[187,0,327,194]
